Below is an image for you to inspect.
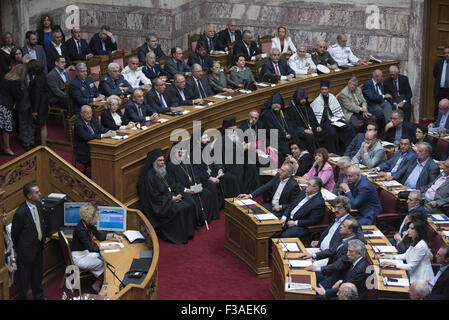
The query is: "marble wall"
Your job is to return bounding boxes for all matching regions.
[1,0,425,119]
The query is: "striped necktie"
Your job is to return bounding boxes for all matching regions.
[32,205,42,241]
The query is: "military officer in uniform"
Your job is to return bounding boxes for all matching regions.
[328,34,367,67]
[288,46,317,75]
[311,40,338,71]
[121,56,152,92]
[99,62,134,97]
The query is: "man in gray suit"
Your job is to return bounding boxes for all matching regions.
[388,142,440,193]
[47,56,69,107]
[22,30,47,73]
[424,158,449,213]
[352,131,387,168]
[338,77,370,130]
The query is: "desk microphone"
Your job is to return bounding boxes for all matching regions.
[287,269,291,289]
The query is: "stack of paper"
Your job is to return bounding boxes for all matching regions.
[257,83,270,87]
[383,277,409,287]
[280,242,300,252]
[321,189,337,200]
[364,230,384,238]
[289,260,312,268]
[372,245,398,253]
[123,230,145,243]
[158,118,169,123]
[111,135,128,140]
[379,258,397,266]
[194,105,205,109]
[234,199,257,206]
[285,282,312,291]
[442,231,449,237]
[253,213,278,221]
[381,180,403,187]
[101,241,124,253]
[431,215,449,223]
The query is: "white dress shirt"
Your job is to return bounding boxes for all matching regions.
[328,44,359,66]
[271,177,289,207]
[288,53,316,75]
[121,65,152,88]
[320,213,349,251]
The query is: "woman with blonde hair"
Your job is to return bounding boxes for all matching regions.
[271,26,296,55]
[101,95,135,130]
[70,203,123,293]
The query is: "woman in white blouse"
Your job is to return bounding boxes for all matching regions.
[380,220,434,284]
[100,95,135,130]
[271,26,296,55]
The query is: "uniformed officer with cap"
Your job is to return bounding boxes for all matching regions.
[121,56,152,92]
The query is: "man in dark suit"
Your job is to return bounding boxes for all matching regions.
[164,47,191,80]
[382,109,416,145]
[187,40,213,72]
[166,74,204,106]
[22,30,48,73]
[141,51,167,81]
[217,19,242,51]
[383,65,413,122]
[375,136,416,180]
[69,62,105,115]
[124,88,159,123]
[89,25,118,55]
[185,64,213,99]
[424,244,449,300]
[145,77,184,114]
[428,98,449,135]
[307,196,365,259]
[74,105,115,166]
[433,46,449,120]
[47,56,70,107]
[233,30,263,62]
[362,69,393,122]
[312,239,368,300]
[66,27,93,61]
[238,162,299,218]
[393,141,440,193]
[138,34,166,62]
[11,182,46,300]
[280,176,325,239]
[424,158,449,213]
[98,62,133,97]
[339,165,382,225]
[44,30,71,71]
[199,24,220,54]
[258,48,295,82]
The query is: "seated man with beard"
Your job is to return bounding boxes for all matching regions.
[286,86,338,154]
[190,128,239,209]
[260,92,298,163]
[311,80,355,153]
[167,142,220,228]
[136,148,197,244]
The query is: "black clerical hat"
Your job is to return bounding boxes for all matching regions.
[147,148,163,165]
[320,79,330,88]
[222,117,236,129]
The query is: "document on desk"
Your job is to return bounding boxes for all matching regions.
[123,230,145,243]
[372,245,398,253]
[379,258,397,265]
[253,213,278,221]
[285,282,312,291]
[213,95,232,99]
[364,230,384,238]
[234,199,257,206]
[194,105,205,109]
[431,214,449,223]
[281,242,300,252]
[442,231,449,237]
[159,118,169,123]
[380,180,403,187]
[329,157,341,162]
[383,277,409,287]
[256,83,270,87]
[289,260,312,268]
[381,141,396,147]
[321,189,337,200]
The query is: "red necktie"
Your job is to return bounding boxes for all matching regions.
[275,64,280,76]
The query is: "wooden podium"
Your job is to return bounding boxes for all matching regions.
[223,198,282,277]
[270,237,316,300]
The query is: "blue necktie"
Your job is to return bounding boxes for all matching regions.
[445,62,449,87]
[159,94,167,108]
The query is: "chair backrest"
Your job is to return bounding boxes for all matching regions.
[110,50,125,70]
[90,73,100,88]
[188,33,202,52]
[58,231,75,267]
[379,189,397,213]
[435,138,447,160]
[86,57,102,75]
[65,80,73,116]
[68,70,77,81]
[258,34,274,54]
[158,55,169,69]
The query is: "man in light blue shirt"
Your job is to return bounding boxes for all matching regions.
[429,98,449,134]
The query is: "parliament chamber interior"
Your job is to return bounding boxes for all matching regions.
[0,0,448,303]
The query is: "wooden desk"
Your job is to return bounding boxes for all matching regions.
[428,213,449,246]
[223,198,282,277]
[87,61,398,208]
[363,225,410,300]
[270,237,316,300]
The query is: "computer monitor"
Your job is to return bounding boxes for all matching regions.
[64,202,88,226]
[97,206,127,232]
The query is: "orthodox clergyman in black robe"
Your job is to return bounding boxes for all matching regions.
[167,144,220,228]
[190,128,237,209]
[137,148,196,244]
